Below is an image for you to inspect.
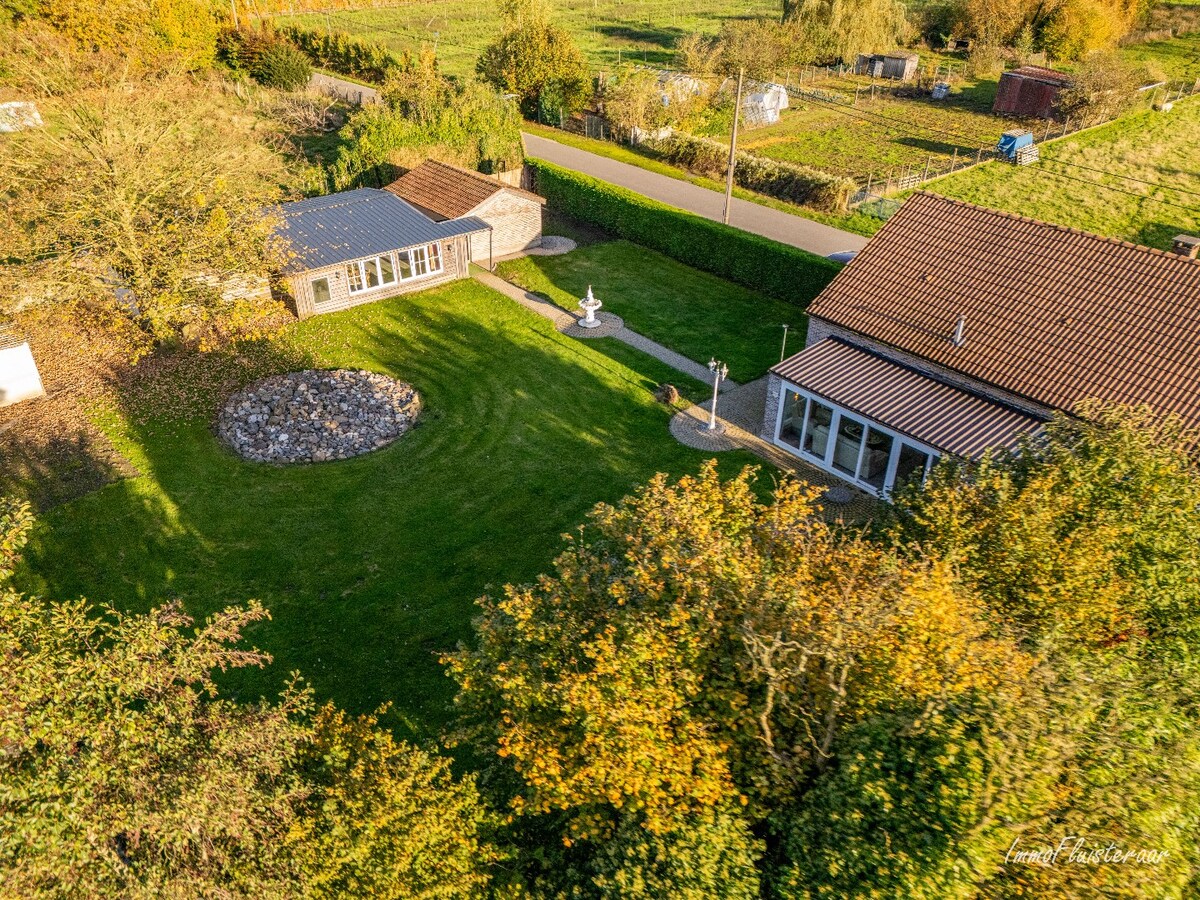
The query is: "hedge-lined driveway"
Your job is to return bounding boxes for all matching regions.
[522,133,869,258]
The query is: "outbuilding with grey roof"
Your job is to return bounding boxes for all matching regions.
[272,188,491,318]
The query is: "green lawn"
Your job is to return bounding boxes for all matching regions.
[13,278,764,741]
[924,96,1200,249]
[497,240,807,383]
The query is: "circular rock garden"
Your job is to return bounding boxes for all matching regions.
[218,370,421,464]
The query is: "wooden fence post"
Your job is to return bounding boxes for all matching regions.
[922,157,931,180]
[866,172,874,194]
[951,147,958,170]
[976,146,983,165]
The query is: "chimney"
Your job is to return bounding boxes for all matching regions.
[951,314,967,347]
[1172,235,1200,259]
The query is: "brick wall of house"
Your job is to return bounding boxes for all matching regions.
[761,373,784,440]
[470,192,543,261]
[281,236,470,319]
[803,317,1055,420]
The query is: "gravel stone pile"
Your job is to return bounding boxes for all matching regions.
[218,370,420,464]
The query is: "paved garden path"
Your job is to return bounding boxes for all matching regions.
[522,133,869,258]
[309,71,380,106]
[672,377,878,521]
[473,269,737,391]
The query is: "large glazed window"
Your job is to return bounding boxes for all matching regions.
[832,414,865,475]
[397,244,444,281]
[858,426,894,491]
[779,390,807,448]
[803,400,834,460]
[771,383,941,497]
[894,442,932,488]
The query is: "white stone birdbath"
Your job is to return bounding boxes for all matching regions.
[578,285,603,328]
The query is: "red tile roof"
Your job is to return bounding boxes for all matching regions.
[1006,65,1073,85]
[384,160,544,221]
[805,192,1200,428]
[773,338,1045,457]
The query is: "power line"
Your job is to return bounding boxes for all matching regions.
[1039,155,1200,200]
[1025,161,1200,213]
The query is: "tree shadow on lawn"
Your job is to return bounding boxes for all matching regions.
[15,282,764,743]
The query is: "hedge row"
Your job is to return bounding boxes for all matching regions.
[646,133,856,212]
[280,26,405,84]
[527,159,841,304]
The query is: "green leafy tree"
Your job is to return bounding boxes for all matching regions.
[0,496,493,899]
[477,0,590,119]
[327,50,523,190]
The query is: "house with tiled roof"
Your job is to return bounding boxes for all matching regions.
[761,192,1200,497]
[272,188,490,318]
[385,160,545,263]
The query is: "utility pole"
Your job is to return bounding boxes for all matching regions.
[231,0,239,29]
[723,67,744,226]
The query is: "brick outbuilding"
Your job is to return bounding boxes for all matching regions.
[386,160,546,264]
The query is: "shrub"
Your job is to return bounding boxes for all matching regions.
[526,159,841,304]
[646,133,855,212]
[252,43,312,91]
[280,25,409,84]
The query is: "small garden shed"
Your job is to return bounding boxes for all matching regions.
[272,188,489,319]
[854,53,919,81]
[993,66,1073,118]
[386,160,546,263]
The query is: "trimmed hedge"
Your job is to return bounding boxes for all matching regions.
[646,133,856,213]
[527,159,841,305]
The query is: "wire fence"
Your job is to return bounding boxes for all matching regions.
[846,77,1200,213]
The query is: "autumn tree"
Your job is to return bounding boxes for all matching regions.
[0,74,291,359]
[0,496,493,899]
[477,0,590,119]
[782,0,910,63]
[447,464,1032,896]
[0,0,221,69]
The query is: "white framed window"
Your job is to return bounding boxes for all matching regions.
[397,243,444,281]
[772,384,938,497]
[346,254,399,295]
[311,276,332,307]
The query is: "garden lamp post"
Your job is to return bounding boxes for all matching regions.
[780,323,790,362]
[707,358,728,432]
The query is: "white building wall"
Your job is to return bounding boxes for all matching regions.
[471,192,543,261]
[0,342,46,407]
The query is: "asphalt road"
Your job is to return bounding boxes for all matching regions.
[522,132,869,258]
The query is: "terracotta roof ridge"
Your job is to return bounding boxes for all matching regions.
[417,159,505,191]
[912,191,1200,265]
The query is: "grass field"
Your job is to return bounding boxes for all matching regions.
[278,0,777,79]
[11,274,770,743]
[497,239,808,382]
[924,96,1200,248]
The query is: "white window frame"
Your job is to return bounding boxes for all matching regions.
[397,243,444,281]
[310,276,333,308]
[346,253,402,295]
[772,382,939,497]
